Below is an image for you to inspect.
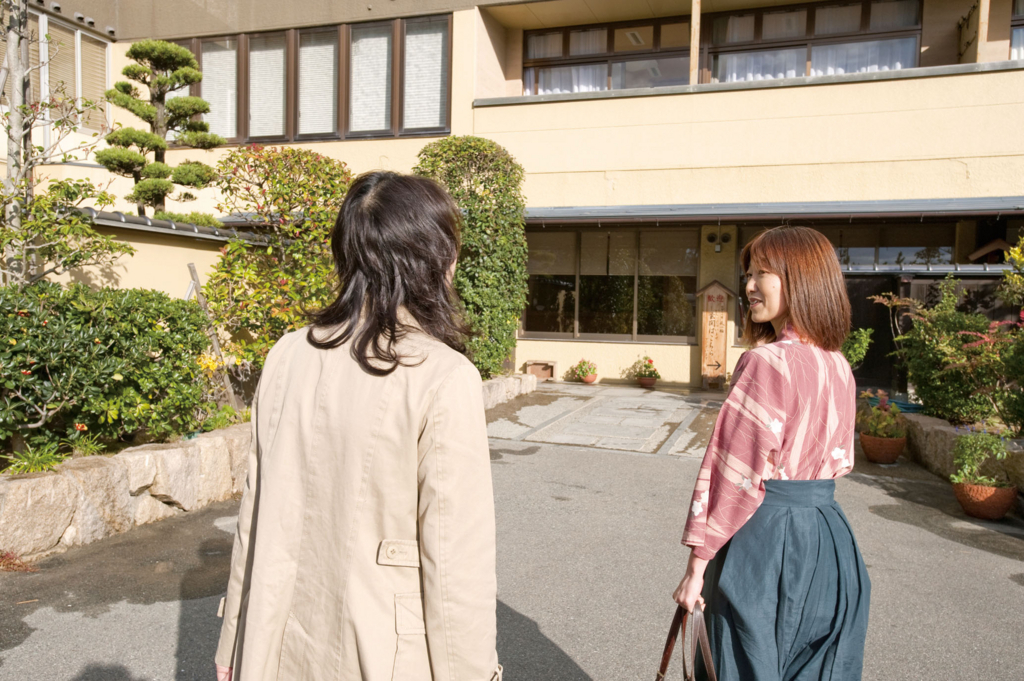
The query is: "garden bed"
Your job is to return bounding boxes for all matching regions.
[0,374,536,561]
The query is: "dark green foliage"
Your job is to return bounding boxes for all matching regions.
[951,431,1009,487]
[154,211,222,228]
[100,39,223,214]
[141,162,172,179]
[896,277,995,425]
[0,282,211,448]
[127,178,175,206]
[171,160,218,188]
[104,128,167,153]
[413,136,528,378]
[94,148,146,177]
[841,328,873,369]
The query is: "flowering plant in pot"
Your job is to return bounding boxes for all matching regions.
[569,359,598,384]
[856,389,907,464]
[950,430,1017,520]
[634,356,661,388]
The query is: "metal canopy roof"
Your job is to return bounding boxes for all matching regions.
[524,196,1024,224]
[83,208,270,244]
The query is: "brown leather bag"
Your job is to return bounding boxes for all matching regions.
[656,604,717,681]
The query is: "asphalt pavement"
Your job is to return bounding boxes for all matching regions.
[1,382,1023,680]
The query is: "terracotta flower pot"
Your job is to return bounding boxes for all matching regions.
[952,483,1018,520]
[638,377,657,389]
[582,374,597,384]
[859,433,905,464]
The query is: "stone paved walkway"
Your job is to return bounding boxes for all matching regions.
[486,382,724,455]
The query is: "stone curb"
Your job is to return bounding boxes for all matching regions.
[0,374,536,560]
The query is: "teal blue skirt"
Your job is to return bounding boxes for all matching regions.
[699,480,871,681]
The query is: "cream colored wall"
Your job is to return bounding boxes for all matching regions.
[52,226,223,298]
[979,0,1014,61]
[514,339,701,385]
[473,68,1024,207]
[922,0,976,65]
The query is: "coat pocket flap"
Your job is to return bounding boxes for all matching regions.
[377,539,420,568]
[395,592,426,635]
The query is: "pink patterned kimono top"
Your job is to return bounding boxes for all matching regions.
[682,324,857,560]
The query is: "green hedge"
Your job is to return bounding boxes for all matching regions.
[0,283,212,449]
[414,136,528,379]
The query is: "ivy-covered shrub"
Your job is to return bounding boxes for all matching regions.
[204,145,353,374]
[0,282,211,449]
[841,327,873,370]
[895,277,995,425]
[414,136,528,378]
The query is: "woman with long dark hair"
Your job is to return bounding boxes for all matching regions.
[216,172,502,681]
[673,226,871,680]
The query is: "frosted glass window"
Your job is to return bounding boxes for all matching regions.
[660,22,690,49]
[528,232,576,275]
[249,34,286,137]
[580,232,635,336]
[201,38,237,138]
[403,17,448,130]
[613,26,652,52]
[869,0,920,31]
[815,3,863,35]
[638,231,698,337]
[763,10,807,40]
[298,31,338,135]
[713,15,755,44]
[525,232,576,334]
[571,28,607,55]
[81,35,108,130]
[47,21,76,100]
[349,24,392,133]
[611,57,689,89]
[1012,27,1024,60]
[714,47,805,82]
[811,37,917,75]
[527,32,562,59]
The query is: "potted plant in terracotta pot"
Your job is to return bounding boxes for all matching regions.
[950,430,1017,520]
[634,356,661,389]
[856,389,906,464]
[569,359,598,384]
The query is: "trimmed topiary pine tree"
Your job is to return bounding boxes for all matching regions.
[96,40,224,217]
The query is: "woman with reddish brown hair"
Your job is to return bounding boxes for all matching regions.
[672,226,871,680]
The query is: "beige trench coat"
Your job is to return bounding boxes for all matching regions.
[215,325,501,681]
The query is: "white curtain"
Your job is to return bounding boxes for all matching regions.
[201,39,237,138]
[811,37,917,75]
[762,10,807,40]
[869,0,919,31]
[249,35,286,137]
[715,15,755,43]
[715,47,804,82]
[570,28,606,55]
[1012,27,1024,60]
[527,32,562,59]
[815,3,863,35]
[537,64,607,94]
[298,32,337,135]
[403,18,448,130]
[349,24,392,132]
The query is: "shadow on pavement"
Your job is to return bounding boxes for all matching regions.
[70,664,151,680]
[846,459,1024,563]
[177,539,233,681]
[497,600,593,680]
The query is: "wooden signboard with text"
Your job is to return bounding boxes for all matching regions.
[698,280,736,391]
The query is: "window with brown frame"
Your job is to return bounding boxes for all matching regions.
[523,227,700,343]
[705,0,922,83]
[1012,0,1024,60]
[173,14,451,144]
[522,16,692,96]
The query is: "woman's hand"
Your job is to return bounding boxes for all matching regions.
[216,664,232,681]
[673,552,710,612]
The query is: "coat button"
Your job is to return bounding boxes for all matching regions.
[387,546,397,558]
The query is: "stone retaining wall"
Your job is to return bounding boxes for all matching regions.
[0,373,536,560]
[902,413,1024,490]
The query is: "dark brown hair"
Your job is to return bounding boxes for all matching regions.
[306,171,470,375]
[740,226,850,351]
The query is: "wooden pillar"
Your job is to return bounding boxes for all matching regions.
[689,0,701,85]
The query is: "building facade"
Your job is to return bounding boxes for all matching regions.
[7,0,1024,386]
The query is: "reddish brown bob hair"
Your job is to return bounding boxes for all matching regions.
[740,226,851,351]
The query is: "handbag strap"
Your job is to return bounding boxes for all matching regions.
[656,605,717,681]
